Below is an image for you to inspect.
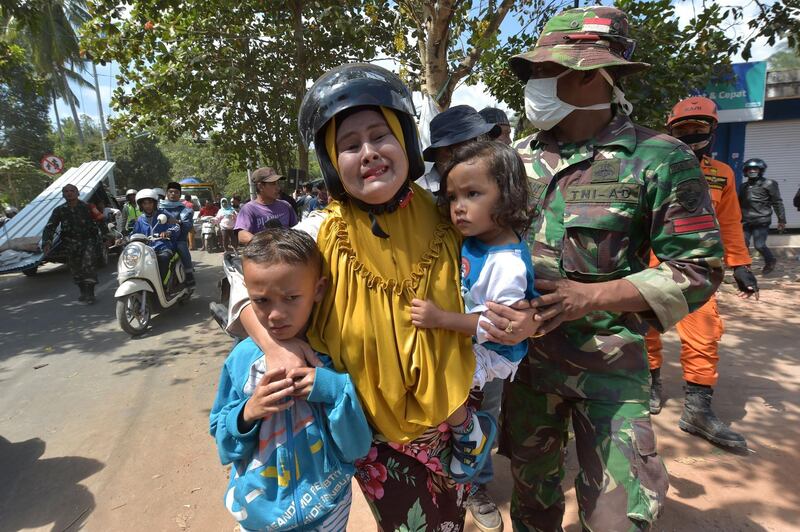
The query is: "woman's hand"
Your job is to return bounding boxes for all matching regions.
[482,300,540,344]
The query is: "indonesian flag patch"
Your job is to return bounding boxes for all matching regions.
[582,17,612,33]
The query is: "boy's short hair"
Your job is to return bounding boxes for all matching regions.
[242,228,322,277]
[167,181,182,192]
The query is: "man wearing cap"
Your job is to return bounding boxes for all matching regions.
[495,7,724,530]
[479,107,513,145]
[416,105,499,194]
[234,167,298,245]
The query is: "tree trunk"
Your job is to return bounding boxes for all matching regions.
[63,74,85,144]
[421,0,457,111]
[52,89,64,142]
[418,0,517,111]
[292,0,309,177]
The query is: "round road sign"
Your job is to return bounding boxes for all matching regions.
[40,154,65,175]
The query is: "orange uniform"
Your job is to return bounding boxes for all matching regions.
[646,156,751,385]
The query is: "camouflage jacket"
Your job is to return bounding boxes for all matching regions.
[516,114,724,401]
[42,201,102,248]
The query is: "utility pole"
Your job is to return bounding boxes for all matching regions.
[92,61,116,196]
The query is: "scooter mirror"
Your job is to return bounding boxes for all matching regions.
[157,214,167,225]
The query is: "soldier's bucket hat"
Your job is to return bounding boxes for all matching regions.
[509,6,650,82]
[423,105,500,161]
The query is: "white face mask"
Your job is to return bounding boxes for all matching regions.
[524,68,633,131]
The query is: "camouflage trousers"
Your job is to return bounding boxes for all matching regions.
[65,241,98,286]
[499,383,668,532]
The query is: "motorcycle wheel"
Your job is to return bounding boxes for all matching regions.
[116,292,151,336]
[204,235,213,253]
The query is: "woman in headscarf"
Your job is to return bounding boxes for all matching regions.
[228,64,538,530]
[215,197,237,252]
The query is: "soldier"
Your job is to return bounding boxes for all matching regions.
[42,184,104,303]
[498,7,724,530]
[646,96,758,450]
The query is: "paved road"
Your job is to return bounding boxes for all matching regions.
[1,251,798,531]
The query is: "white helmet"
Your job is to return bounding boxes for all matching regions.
[153,187,166,199]
[125,188,137,196]
[135,188,159,207]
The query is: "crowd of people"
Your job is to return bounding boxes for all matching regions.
[34,5,795,531]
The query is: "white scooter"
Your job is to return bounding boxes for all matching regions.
[200,215,219,252]
[115,217,192,336]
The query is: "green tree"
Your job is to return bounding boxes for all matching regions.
[768,43,800,71]
[82,0,395,175]
[393,1,568,111]
[50,116,104,168]
[159,137,237,193]
[480,0,737,131]
[2,0,95,143]
[0,42,54,161]
[0,156,53,207]
[112,134,172,191]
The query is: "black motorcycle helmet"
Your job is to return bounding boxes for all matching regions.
[743,158,767,179]
[298,63,425,202]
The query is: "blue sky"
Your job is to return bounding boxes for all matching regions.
[51,0,786,129]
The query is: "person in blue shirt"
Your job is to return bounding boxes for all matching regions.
[132,188,181,279]
[410,140,538,482]
[210,228,371,532]
[160,181,196,286]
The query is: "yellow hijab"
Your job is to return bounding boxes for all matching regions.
[307,109,474,443]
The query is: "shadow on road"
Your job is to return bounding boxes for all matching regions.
[0,261,229,371]
[0,436,104,532]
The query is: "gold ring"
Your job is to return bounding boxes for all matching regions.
[504,323,513,334]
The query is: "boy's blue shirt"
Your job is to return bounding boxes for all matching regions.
[210,338,372,531]
[132,210,180,253]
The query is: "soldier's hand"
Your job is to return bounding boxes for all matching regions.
[482,300,538,344]
[530,279,597,335]
[777,223,786,233]
[733,266,759,301]
[42,244,51,256]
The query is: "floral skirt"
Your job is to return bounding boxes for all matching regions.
[355,423,469,532]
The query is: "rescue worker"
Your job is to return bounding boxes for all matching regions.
[499,7,724,530]
[122,189,141,234]
[739,158,786,274]
[646,96,758,450]
[42,184,105,303]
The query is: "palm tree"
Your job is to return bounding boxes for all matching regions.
[1,0,93,143]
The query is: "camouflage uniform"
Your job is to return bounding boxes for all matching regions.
[499,7,724,532]
[42,200,102,286]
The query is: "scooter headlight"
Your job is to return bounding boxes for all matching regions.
[122,246,142,269]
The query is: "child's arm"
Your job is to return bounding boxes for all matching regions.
[209,362,294,464]
[410,298,480,336]
[474,252,533,343]
[290,357,372,464]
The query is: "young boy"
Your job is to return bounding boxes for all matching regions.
[210,228,371,532]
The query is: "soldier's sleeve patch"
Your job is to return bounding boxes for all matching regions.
[675,178,704,212]
[705,175,727,190]
[672,214,716,234]
[669,158,699,175]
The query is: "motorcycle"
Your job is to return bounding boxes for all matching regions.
[200,216,220,253]
[209,250,244,341]
[115,226,192,336]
